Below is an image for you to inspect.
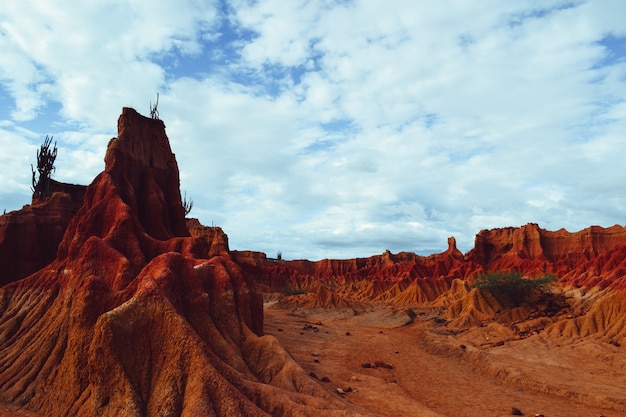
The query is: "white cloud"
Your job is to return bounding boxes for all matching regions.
[0,0,219,126]
[0,124,39,206]
[2,0,626,259]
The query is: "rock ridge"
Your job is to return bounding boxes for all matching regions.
[0,108,361,417]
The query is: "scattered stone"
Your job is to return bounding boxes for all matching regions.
[312,352,319,356]
[320,376,330,382]
[345,331,351,336]
[460,344,466,350]
[314,358,320,363]
[534,414,544,417]
[302,324,319,333]
[511,407,523,415]
[609,338,621,347]
[336,388,346,394]
[378,330,384,334]
[374,360,393,369]
[309,372,318,380]
[494,340,505,347]
[361,362,373,368]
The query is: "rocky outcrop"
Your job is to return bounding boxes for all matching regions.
[238,224,626,299]
[466,223,626,288]
[0,108,363,417]
[0,181,85,286]
[31,178,87,211]
[237,224,626,339]
[186,218,229,256]
[234,236,481,310]
[234,236,473,292]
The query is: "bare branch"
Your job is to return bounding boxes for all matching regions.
[150,93,160,120]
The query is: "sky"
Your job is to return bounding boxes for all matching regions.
[1,0,626,260]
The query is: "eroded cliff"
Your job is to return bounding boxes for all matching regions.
[0,108,362,417]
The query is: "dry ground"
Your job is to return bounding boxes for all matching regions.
[264,303,626,417]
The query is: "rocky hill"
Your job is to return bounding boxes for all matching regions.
[0,108,361,417]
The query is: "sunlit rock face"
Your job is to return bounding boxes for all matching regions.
[235,223,626,339]
[467,223,626,288]
[0,108,359,417]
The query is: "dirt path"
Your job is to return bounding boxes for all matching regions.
[264,305,626,417]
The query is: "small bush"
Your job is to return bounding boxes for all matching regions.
[472,271,556,307]
[282,287,307,296]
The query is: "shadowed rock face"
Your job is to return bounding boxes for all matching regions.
[0,182,85,286]
[0,108,360,417]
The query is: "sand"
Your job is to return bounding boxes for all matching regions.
[264,303,626,417]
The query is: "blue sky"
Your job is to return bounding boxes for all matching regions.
[2,0,626,260]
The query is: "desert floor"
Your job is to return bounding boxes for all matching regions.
[264,303,626,417]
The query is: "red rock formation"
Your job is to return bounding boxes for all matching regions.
[0,183,85,286]
[32,178,87,211]
[466,223,626,287]
[236,223,626,301]
[236,224,626,339]
[186,218,229,257]
[234,235,480,307]
[0,108,362,417]
[234,237,472,291]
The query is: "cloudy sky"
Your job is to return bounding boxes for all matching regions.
[1,1,626,260]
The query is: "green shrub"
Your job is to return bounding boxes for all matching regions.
[472,271,556,307]
[282,287,307,296]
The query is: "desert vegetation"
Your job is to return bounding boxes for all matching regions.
[30,135,57,200]
[472,271,556,307]
[182,190,193,216]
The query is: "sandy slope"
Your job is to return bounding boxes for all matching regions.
[264,303,626,417]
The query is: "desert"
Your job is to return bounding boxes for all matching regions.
[1,108,625,417]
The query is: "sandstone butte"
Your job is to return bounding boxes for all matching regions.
[1,107,626,416]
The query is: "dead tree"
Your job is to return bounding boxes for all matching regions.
[150,93,160,120]
[31,135,57,200]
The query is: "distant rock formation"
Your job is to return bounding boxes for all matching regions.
[467,223,626,289]
[0,108,360,417]
[235,224,626,339]
[235,223,626,294]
